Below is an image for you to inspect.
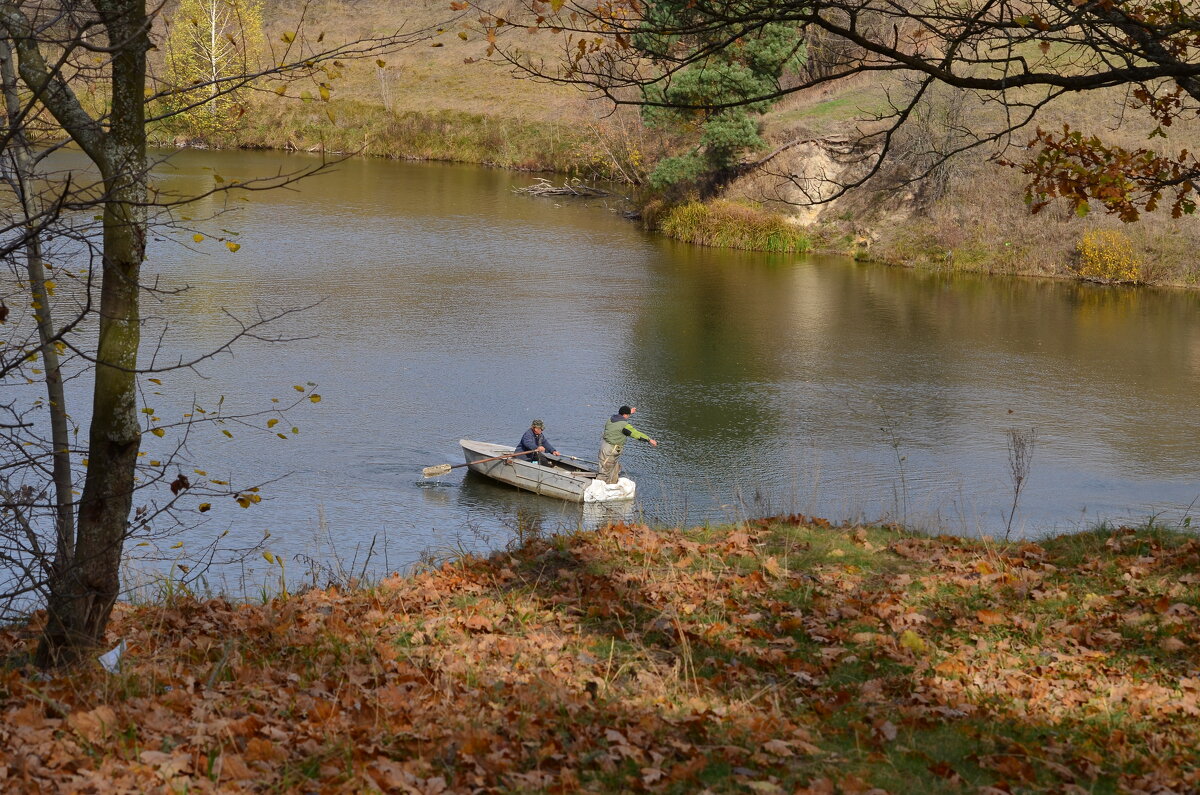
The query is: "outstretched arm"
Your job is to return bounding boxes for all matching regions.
[623,424,658,446]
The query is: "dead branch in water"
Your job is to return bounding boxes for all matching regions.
[514,178,612,198]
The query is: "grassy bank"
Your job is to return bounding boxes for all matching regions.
[150,100,618,177]
[2,519,1198,792]
[135,0,1200,279]
[650,200,813,253]
[866,165,1200,288]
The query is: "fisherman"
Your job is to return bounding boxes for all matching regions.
[598,405,658,484]
[515,419,559,466]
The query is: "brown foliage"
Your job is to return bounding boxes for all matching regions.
[1,521,1198,791]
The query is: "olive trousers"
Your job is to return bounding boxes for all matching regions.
[598,441,623,484]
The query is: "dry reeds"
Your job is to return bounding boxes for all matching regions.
[657,200,812,253]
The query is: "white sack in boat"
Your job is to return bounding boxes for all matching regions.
[583,477,636,503]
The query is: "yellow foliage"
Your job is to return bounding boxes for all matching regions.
[899,629,928,654]
[164,0,265,135]
[1076,229,1142,284]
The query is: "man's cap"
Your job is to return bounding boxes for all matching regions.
[618,405,633,415]
[531,419,544,428]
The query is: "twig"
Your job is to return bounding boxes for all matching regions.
[513,177,613,198]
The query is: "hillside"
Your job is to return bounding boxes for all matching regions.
[153,0,1200,287]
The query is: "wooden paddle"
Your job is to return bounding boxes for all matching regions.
[422,449,535,478]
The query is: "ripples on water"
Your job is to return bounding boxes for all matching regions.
[22,149,1200,592]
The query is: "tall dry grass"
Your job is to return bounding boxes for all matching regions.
[657,200,812,253]
[873,143,1200,287]
[155,99,617,175]
[150,0,618,172]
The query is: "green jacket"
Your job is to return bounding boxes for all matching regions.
[603,415,650,448]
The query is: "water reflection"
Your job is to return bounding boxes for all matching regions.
[412,472,642,557]
[25,148,1200,590]
[620,242,1200,537]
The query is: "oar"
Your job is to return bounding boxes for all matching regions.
[555,453,600,467]
[422,449,533,478]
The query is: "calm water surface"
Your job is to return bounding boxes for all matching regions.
[71,149,1200,587]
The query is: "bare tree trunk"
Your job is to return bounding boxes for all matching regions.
[36,0,148,667]
[1,0,429,664]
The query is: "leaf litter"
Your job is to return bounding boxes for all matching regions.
[0,519,1197,793]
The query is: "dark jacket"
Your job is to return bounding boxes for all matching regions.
[515,428,554,461]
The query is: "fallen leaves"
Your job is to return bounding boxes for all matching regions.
[66,705,117,743]
[1,521,1198,792]
[976,608,1007,626]
[1160,636,1186,653]
[137,749,191,780]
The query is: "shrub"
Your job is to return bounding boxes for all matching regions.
[1076,229,1143,284]
[657,200,811,253]
[638,198,669,232]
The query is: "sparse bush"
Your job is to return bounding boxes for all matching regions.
[890,81,973,205]
[1076,229,1143,284]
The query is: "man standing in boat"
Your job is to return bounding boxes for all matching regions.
[599,406,658,484]
[515,419,559,466]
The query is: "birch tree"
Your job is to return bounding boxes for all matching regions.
[164,0,265,132]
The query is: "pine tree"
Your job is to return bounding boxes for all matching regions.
[636,4,805,197]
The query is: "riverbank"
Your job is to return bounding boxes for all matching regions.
[157,99,1200,290]
[2,518,1197,792]
[131,0,1200,287]
[152,101,621,179]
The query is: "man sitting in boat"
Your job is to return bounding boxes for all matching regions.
[515,419,559,466]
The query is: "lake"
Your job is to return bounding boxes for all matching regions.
[32,148,1200,591]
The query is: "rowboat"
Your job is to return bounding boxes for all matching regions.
[459,439,636,503]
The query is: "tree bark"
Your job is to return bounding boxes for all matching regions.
[33,0,149,667]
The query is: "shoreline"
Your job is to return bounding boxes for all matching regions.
[150,103,1197,291]
[2,517,1197,791]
